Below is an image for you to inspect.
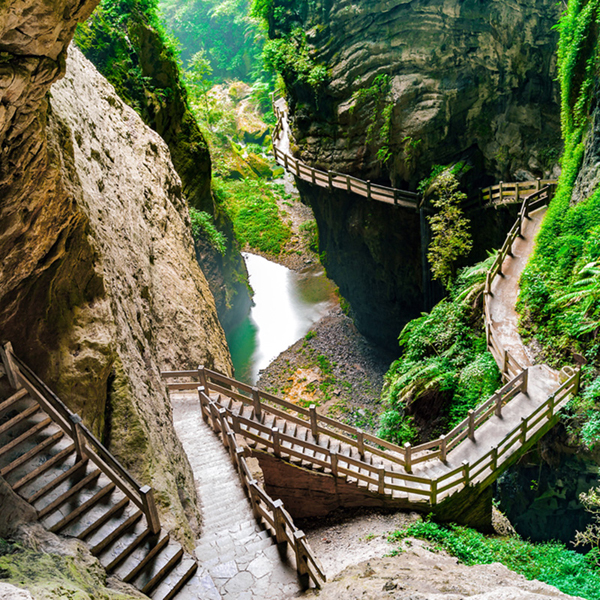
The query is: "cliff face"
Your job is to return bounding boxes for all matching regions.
[0,0,232,547]
[75,1,252,331]
[268,0,561,348]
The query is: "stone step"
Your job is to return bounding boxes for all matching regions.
[150,558,199,600]
[134,540,184,594]
[98,518,150,572]
[76,496,130,541]
[28,457,88,504]
[0,416,52,459]
[89,508,144,555]
[1,429,64,478]
[37,468,101,518]
[49,481,117,533]
[10,443,76,492]
[117,530,170,584]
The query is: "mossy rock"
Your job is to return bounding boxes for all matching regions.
[245,152,273,178]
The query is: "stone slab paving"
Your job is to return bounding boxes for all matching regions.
[171,391,302,600]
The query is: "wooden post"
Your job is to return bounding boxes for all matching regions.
[273,499,287,549]
[521,368,529,395]
[520,417,527,445]
[503,350,509,377]
[309,404,319,442]
[495,393,503,418]
[404,442,412,474]
[272,427,281,457]
[248,480,260,520]
[440,435,447,462]
[394,189,398,207]
[197,365,208,391]
[536,177,541,191]
[198,386,211,422]
[330,450,338,477]
[311,168,316,185]
[227,431,237,461]
[367,180,372,200]
[573,369,581,395]
[356,429,365,459]
[284,153,289,171]
[1,342,20,390]
[218,408,228,447]
[252,387,261,420]
[499,181,503,202]
[548,393,555,418]
[69,414,86,460]
[235,447,245,474]
[431,479,438,506]
[293,530,310,588]
[140,486,161,534]
[462,460,470,486]
[468,410,475,441]
[378,465,385,494]
[491,446,498,471]
[485,322,491,347]
[328,171,334,191]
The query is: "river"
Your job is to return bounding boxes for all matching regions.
[225,253,337,384]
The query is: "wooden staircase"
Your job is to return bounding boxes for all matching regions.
[0,345,197,600]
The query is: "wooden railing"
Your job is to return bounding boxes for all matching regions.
[163,362,579,508]
[483,185,554,380]
[1,343,161,534]
[197,386,325,588]
[479,179,557,205]
[271,96,420,209]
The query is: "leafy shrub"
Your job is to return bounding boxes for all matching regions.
[379,256,501,442]
[390,520,600,600]
[299,219,318,252]
[189,209,227,255]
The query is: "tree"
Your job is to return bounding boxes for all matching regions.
[183,50,213,119]
[426,170,472,289]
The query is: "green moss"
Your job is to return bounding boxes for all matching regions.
[103,356,149,480]
[0,539,140,600]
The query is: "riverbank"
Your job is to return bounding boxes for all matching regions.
[257,307,395,435]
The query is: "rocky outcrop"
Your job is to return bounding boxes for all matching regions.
[314,546,583,600]
[0,0,232,547]
[76,6,252,331]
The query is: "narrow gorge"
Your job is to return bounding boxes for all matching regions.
[1,0,600,599]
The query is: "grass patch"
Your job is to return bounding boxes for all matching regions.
[389,520,600,600]
[215,178,291,255]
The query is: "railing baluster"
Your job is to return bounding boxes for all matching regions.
[404,442,412,473]
[309,405,319,442]
[140,486,161,535]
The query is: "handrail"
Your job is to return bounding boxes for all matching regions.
[478,179,557,206]
[271,94,420,208]
[2,345,161,534]
[198,388,325,588]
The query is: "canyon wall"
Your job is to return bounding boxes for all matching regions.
[0,0,232,546]
[271,0,562,348]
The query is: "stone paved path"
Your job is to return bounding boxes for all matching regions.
[171,391,302,600]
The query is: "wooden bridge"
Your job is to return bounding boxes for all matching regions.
[164,185,579,539]
[0,345,198,600]
[271,93,557,211]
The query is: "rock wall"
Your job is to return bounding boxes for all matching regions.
[270,0,562,348]
[0,0,232,547]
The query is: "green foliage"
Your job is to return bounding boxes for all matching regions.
[262,28,327,90]
[390,520,600,600]
[215,178,291,254]
[189,209,227,254]
[426,170,473,289]
[75,0,181,115]
[299,219,318,252]
[379,256,501,443]
[160,0,264,82]
[518,0,600,375]
[351,74,393,164]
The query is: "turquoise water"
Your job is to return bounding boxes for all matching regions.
[226,253,337,384]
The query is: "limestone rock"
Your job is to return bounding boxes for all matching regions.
[0,0,232,547]
[311,546,584,600]
[0,584,34,600]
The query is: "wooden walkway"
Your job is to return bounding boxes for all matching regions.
[164,185,579,530]
[271,93,557,211]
